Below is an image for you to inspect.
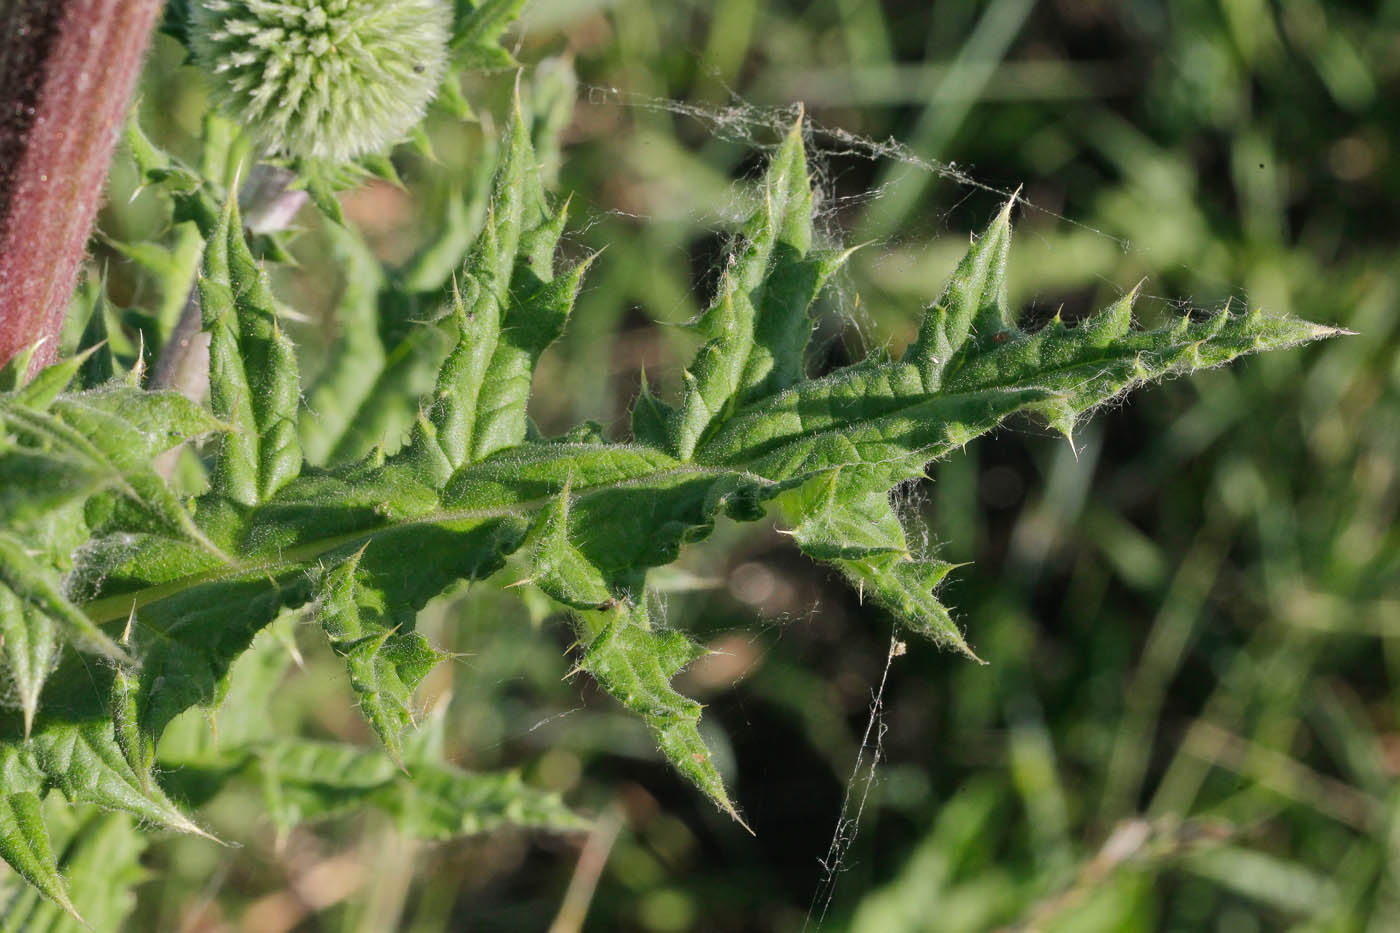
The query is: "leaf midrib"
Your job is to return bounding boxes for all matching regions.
[79,460,761,626]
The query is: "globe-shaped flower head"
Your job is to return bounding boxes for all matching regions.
[190,0,451,163]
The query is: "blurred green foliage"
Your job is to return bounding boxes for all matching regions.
[36,0,1399,929]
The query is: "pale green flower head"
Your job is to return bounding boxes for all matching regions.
[190,0,451,163]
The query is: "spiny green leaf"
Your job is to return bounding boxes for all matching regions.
[298,74,569,469]
[151,613,302,774]
[74,289,116,390]
[469,217,592,462]
[404,100,563,478]
[124,113,227,242]
[0,113,1341,891]
[0,719,207,844]
[631,371,675,450]
[671,113,847,460]
[61,386,227,460]
[782,468,910,562]
[440,442,775,576]
[0,344,42,394]
[102,235,182,278]
[20,394,222,549]
[0,806,146,933]
[287,154,417,225]
[523,482,615,609]
[906,197,1014,390]
[0,793,79,923]
[290,157,348,225]
[200,192,302,506]
[837,556,965,652]
[0,380,225,730]
[939,286,1341,439]
[0,446,110,528]
[6,349,91,410]
[694,356,1054,481]
[313,548,447,764]
[30,724,194,832]
[0,534,125,668]
[124,113,210,204]
[449,0,526,66]
[52,177,1331,828]
[110,650,153,795]
[0,583,58,741]
[119,573,307,747]
[779,467,968,653]
[578,600,743,825]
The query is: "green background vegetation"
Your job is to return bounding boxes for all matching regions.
[62,0,1400,929]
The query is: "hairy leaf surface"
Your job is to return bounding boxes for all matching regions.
[0,805,145,932]
[0,100,1340,912]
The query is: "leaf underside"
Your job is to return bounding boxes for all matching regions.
[0,96,1339,912]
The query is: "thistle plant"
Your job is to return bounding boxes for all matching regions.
[0,6,1341,925]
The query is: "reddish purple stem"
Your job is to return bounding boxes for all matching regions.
[0,0,163,371]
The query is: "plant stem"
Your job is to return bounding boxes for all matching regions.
[0,0,164,372]
[150,290,207,398]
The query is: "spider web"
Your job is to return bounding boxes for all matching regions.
[804,632,905,930]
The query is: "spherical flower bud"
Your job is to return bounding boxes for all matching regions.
[189,0,451,163]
